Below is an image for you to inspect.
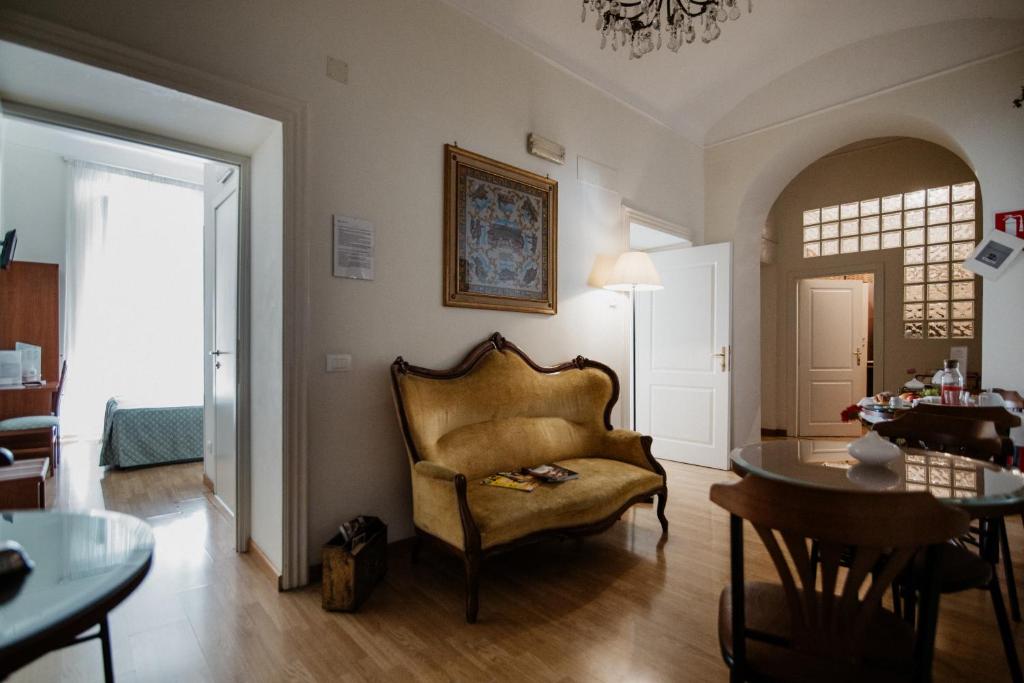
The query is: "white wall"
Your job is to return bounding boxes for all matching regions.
[250,124,284,571]
[1,142,65,266]
[0,0,705,562]
[706,49,1024,447]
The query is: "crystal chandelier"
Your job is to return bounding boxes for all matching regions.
[581,0,752,59]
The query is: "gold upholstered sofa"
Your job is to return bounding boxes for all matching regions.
[390,333,668,622]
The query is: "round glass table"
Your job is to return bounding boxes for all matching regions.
[0,510,154,682]
[731,439,1024,511]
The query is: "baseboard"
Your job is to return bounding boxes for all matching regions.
[249,538,283,591]
[202,473,214,492]
[760,428,788,438]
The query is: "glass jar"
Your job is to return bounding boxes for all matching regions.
[940,359,965,406]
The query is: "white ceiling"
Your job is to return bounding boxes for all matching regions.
[440,0,1024,145]
[0,41,276,156]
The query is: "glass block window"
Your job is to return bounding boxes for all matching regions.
[800,182,978,339]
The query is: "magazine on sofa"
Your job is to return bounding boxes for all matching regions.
[481,472,539,492]
[524,464,579,483]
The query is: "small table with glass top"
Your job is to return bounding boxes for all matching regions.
[0,510,154,682]
[731,439,1024,508]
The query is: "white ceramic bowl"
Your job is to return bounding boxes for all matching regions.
[847,431,902,466]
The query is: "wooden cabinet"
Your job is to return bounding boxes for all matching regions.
[0,262,60,420]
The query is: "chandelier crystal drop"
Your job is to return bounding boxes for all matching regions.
[581,0,751,59]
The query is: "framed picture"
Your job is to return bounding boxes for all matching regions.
[443,144,557,315]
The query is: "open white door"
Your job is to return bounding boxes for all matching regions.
[635,242,732,469]
[203,164,239,515]
[796,278,867,437]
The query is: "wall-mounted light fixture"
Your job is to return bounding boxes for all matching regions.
[527,133,565,165]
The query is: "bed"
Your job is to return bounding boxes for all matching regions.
[99,398,203,468]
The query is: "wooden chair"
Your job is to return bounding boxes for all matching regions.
[710,474,967,683]
[908,403,1020,465]
[876,412,1024,679]
[875,410,1003,461]
[0,361,67,472]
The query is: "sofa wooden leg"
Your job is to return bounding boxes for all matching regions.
[656,489,669,535]
[464,551,480,623]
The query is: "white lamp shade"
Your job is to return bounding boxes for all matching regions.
[603,251,663,291]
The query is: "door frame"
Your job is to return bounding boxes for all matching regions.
[621,205,694,430]
[0,9,311,589]
[786,263,886,437]
[5,100,254,553]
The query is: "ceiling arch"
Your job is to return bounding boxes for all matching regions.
[439,0,1024,145]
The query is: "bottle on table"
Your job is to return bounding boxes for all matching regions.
[940,359,965,406]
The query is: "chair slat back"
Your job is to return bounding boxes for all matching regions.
[51,360,67,417]
[875,411,1003,461]
[711,475,968,663]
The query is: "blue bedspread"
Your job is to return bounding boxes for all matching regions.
[99,398,203,468]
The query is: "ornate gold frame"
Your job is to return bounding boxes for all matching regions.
[443,144,558,315]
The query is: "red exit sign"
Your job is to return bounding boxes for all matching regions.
[996,209,1024,239]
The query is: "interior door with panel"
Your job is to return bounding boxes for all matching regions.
[203,164,239,515]
[635,242,732,470]
[796,278,867,437]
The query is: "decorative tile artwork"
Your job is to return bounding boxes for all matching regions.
[800,182,977,339]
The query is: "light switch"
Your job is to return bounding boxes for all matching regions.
[326,353,352,373]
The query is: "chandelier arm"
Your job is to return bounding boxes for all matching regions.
[670,0,717,18]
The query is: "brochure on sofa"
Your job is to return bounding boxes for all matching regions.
[481,472,538,492]
[524,464,579,483]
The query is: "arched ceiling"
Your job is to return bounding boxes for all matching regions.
[439,0,1024,146]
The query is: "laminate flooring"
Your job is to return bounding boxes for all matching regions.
[10,441,1024,681]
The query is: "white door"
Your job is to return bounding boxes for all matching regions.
[203,164,239,515]
[797,278,867,437]
[635,242,732,469]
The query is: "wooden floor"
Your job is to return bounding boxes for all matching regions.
[12,441,1024,681]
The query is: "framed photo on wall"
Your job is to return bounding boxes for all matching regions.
[443,144,557,315]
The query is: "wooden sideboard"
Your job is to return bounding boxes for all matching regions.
[0,262,60,420]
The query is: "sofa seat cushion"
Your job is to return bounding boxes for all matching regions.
[467,457,663,550]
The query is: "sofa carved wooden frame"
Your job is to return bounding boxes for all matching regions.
[390,332,668,623]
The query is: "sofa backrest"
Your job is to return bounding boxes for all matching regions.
[392,334,616,479]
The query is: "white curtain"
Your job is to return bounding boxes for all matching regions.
[63,162,204,439]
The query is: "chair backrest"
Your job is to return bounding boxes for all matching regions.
[391,333,618,478]
[710,475,968,674]
[51,360,68,417]
[910,403,1021,437]
[994,388,1024,407]
[875,411,1003,461]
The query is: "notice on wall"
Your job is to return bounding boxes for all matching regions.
[333,215,374,280]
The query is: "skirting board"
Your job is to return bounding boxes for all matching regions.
[250,538,283,591]
[761,428,787,438]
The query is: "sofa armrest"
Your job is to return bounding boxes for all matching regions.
[597,429,665,477]
[414,460,461,481]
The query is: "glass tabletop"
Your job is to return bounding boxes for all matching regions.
[0,510,154,653]
[731,439,1024,510]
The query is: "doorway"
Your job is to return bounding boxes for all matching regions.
[624,209,734,470]
[796,274,873,437]
[1,101,251,549]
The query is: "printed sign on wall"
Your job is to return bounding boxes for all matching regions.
[995,209,1024,240]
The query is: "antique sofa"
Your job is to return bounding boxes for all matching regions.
[390,332,668,622]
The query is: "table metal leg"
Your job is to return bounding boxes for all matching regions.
[99,616,114,683]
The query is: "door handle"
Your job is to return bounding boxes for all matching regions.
[712,346,730,372]
[854,348,862,366]
[210,350,230,356]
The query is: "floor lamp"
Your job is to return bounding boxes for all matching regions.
[603,251,664,430]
